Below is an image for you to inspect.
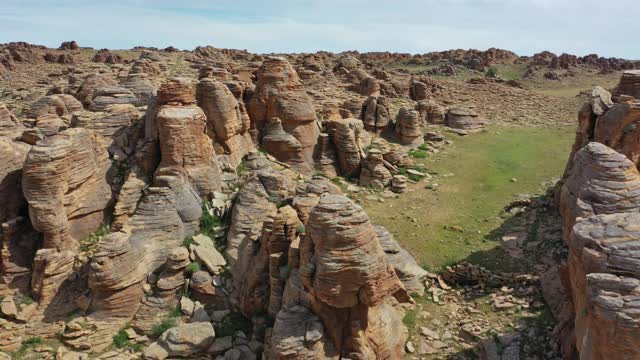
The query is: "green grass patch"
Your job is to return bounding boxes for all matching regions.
[408,149,428,159]
[183,236,194,248]
[363,126,574,272]
[112,325,143,352]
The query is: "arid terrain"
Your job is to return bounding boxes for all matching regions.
[0,41,638,360]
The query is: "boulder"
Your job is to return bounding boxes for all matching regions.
[445,107,487,132]
[143,322,215,360]
[395,107,424,147]
[359,149,392,190]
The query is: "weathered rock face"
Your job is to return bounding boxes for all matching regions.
[395,107,424,147]
[89,87,139,112]
[359,149,392,190]
[0,104,23,139]
[614,70,640,100]
[299,194,408,359]
[410,80,430,101]
[415,100,446,125]
[22,128,112,250]
[0,138,34,295]
[71,104,141,138]
[196,78,253,167]
[122,73,157,106]
[560,142,640,241]
[74,74,118,108]
[143,322,215,360]
[565,213,640,360]
[248,57,318,170]
[445,107,487,132]
[361,96,391,133]
[324,118,366,178]
[28,94,83,121]
[558,80,640,359]
[376,225,428,295]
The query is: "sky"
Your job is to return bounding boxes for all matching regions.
[1,0,638,58]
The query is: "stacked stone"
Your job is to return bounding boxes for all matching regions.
[391,175,408,193]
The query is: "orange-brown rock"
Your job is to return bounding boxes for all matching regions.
[248,57,319,169]
[74,74,118,108]
[324,118,367,177]
[361,96,391,133]
[28,94,83,121]
[22,128,112,250]
[196,78,253,167]
[416,100,446,125]
[445,107,487,132]
[359,149,392,189]
[395,107,424,147]
[298,194,408,359]
[0,104,23,139]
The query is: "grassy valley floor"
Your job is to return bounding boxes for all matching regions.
[361,125,575,272]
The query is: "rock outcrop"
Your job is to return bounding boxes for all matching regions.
[361,96,391,133]
[558,76,640,359]
[298,194,408,359]
[248,57,318,171]
[395,107,424,147]
[359,149,392,189]
[22,128,111,250]
[445,107,487,132]
[196,78,253,168]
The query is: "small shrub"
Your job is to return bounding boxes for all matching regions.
[417,144,429,151]
[22,337,42,346]
[182,236,194,248]
[486,67,498,78]
[296,225,305,235]
[200,204,222,237]
[150,318,177,338]
[185,262,201,274]
[112,328,129,348]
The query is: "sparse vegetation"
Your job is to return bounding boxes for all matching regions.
[182,236,194,247]
[408,149,428,159]
[150,317,178,339]
[296,224,305,234]
[214,312,252,338]
[79,224,110,252]
[185,261,201,274]
[486,67,498,78]
[112,324,143,352]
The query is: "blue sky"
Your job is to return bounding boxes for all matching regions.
[1,0,638,58]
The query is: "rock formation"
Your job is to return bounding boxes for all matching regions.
[248,57,319,171]
[297,194,408,359]
[361,95,391,133]
[196,78,253,167]
[445,107,487,133]
[416,100,446,125]
[557,75,640,359]
[395,107,424,147]
[359,148,392,189]
[22,128,111,250]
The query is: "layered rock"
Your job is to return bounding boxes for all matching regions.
[359,149,392,189]
[196,78,253,167]
[395,107,424,147]
[415,100,446,125]
[89,87,139,112]
[248,57,319,170]
[0,138,34,294]
[0,104,23,139]
[361,96,391,133]
[324,118,366,178]
[298,194,408,359]
[71,104,141,138]
[565,213,640,359]
[615,70,640,100]
[28,95,83,121]
[22,128,111,250]
[445,107,487,132]
[74,74,118,108]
